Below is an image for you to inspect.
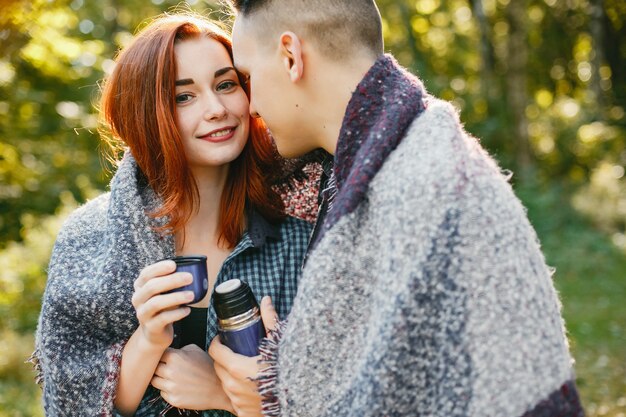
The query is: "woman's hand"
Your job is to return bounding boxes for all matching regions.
[131,260,194,350]
[151,345,235,412]
[116,260,195,416]
[208,296,279,417]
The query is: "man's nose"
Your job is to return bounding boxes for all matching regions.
[249,97,260,119]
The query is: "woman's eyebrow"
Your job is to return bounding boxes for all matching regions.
[175,68,236,87]
[215,67,237,77]
[175,78,194,86]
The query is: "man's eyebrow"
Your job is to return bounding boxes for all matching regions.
[175,78,194,86]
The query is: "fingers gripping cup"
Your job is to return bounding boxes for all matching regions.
[168,255,209,305]
[213,279,266,357]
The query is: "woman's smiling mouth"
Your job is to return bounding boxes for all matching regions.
[198,126,236,143]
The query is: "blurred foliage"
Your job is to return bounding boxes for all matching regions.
[0,332,43,416]
[0,195,75,417]
[379,0,626,186]
[0,191,81,335]
[573,161,626,251]
[0,0,228,247]
[0,0,625,416]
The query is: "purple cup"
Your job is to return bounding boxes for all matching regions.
[168,255,208,305]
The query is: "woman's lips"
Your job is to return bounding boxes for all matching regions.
[198,126,236,143]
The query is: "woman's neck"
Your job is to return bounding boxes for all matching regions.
[177,164,230,251]
[176,165,236,308]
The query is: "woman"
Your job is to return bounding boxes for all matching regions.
[32,13,313,417]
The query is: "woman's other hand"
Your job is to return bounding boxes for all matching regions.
[131,260,193,349]
[151,345,235,412]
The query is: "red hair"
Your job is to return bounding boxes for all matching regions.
[100,13,284,248]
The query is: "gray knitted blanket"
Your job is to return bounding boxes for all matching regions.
[261,60,583,416]
[32,154,175,415]
[31,152,311,416]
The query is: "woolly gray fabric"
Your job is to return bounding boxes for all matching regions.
[271,99,580,416]
[34,153,170,416]
[33,153,312,416]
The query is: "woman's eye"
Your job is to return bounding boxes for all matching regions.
[217,80,238,92]
[175,93,193,104]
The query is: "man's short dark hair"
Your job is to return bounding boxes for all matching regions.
[230,0,384,58]
[230,0,266,15]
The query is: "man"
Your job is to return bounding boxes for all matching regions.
[209,1,585,416]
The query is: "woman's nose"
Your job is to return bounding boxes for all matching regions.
[203,95,228,121]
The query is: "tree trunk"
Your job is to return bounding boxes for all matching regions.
[602,3,624,108]
[398,0,422,74]
[505,0,532,178]
[589,0,606,108]
[470,0,495,90]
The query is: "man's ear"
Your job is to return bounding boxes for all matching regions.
[279,31,304,82]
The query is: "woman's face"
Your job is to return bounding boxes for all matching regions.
[174,36,249,170]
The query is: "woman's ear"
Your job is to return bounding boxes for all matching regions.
[279,31,304,82]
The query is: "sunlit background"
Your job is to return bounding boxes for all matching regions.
[1,0,625,416]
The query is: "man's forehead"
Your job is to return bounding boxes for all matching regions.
[232,17,246,67]
[232,15,254,44]
[232,18,252,59]
[232,17,264,71]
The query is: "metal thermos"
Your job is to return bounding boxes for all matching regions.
[213,279,266,356]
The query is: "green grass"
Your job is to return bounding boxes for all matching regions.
[518,182,626,417]
[0,332,43,417]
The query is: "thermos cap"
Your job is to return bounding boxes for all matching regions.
[213,279,259,320]
[216,279,242,294]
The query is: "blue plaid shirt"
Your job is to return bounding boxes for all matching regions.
[128,212,312,417]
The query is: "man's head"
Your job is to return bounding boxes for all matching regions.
[231,0,383,60]
[230,0,384,157]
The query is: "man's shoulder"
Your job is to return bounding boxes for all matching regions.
[415,97,462,128]
[404,98,467,152]
[372,98,515,206]
[393,97,502,179]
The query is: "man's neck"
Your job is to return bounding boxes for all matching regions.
[309,54,379,155]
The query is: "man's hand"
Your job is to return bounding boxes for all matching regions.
[208,296,279,417]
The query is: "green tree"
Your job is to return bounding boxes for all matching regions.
[376,0,625,184]
[0,0,227,247]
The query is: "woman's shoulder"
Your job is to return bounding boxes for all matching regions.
[55,192,111,245]
[46,192,113,292]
